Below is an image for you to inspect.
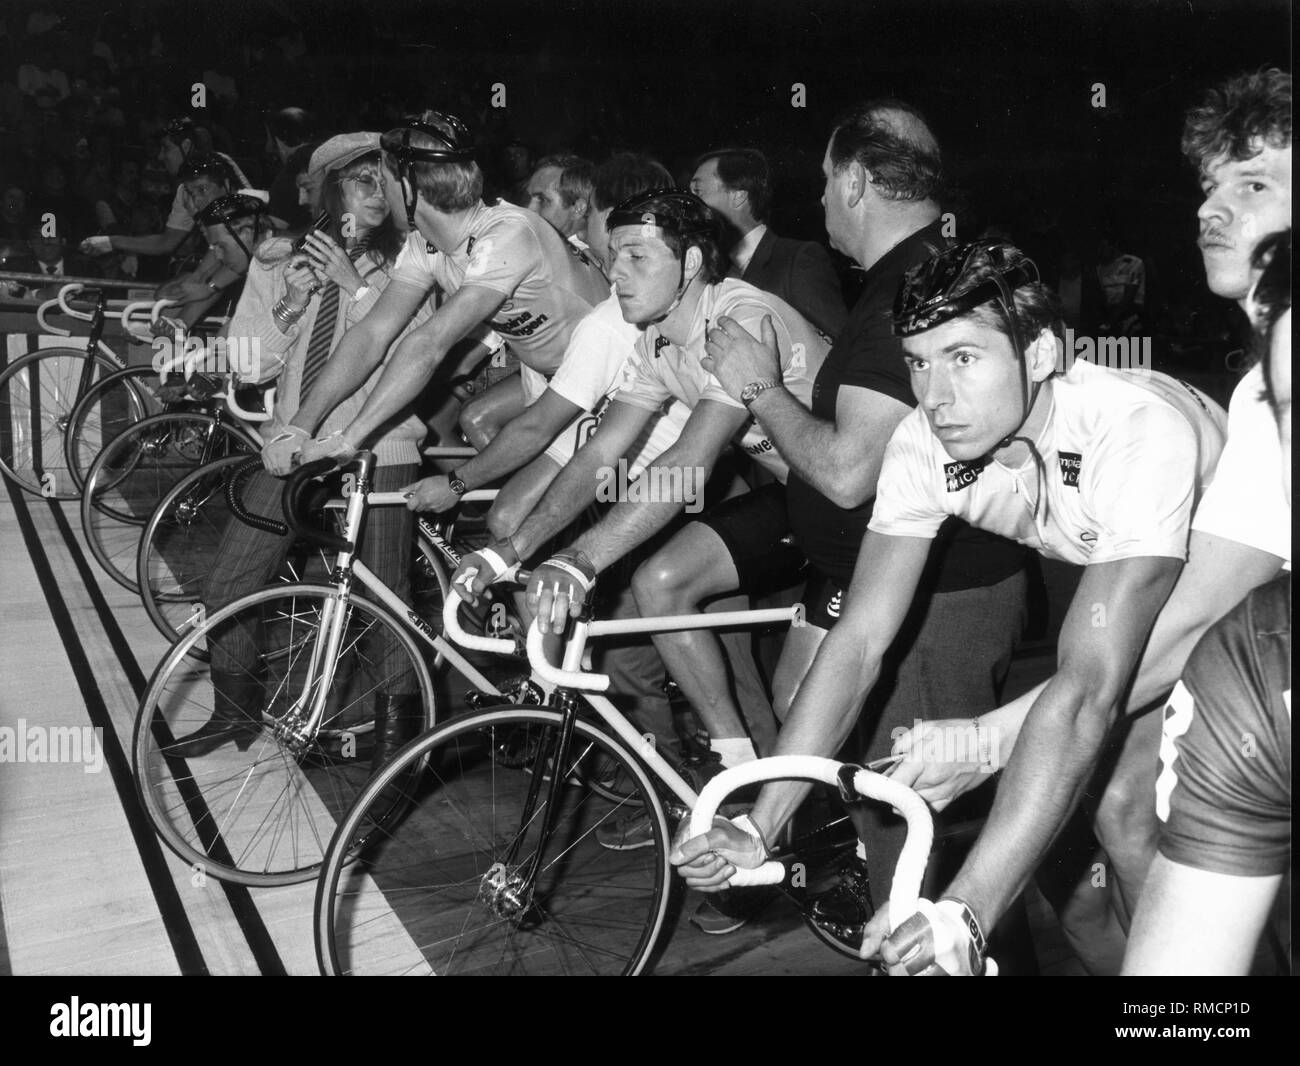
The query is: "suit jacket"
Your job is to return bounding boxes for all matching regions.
[740,228,847,340]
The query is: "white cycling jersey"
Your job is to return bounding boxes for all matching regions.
[542,293,688,477]
[1190,364,1291,565]
[870,360,1228,565]
[614,279,829,483]
[391,199,608,375]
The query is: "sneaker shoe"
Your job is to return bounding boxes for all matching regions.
[678,749,760,814]
[807,854,875,951]
[595,808,659,851]
[690,889,776,935]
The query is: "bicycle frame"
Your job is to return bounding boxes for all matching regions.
[280,477,504,746]
[445,588,801,812]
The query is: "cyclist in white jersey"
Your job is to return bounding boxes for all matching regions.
[671,239,1227,976]
[882,68,1291,971]
[400,154,685,525]
[450,191,828,767]
[259,112,605,471]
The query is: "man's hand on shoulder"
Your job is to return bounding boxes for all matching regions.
[701,313,782,401]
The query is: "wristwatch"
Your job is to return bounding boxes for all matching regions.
[448,470,468,496]
[740,379,780,407]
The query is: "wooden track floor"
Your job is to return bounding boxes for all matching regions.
[0,476,1082,976]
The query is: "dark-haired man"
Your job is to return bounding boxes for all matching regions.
[691,148,845,338]
[674,237,1226,976]
[283,112,607,470]
[881,68,1291,973]
[670,103,1033,937]
[448,191,829,785]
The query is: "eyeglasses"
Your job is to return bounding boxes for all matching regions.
[340,173,384,197]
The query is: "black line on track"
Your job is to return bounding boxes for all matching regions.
[41,494,289,976]
[4,475,209,975]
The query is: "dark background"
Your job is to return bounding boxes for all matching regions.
[0,0,1291,350]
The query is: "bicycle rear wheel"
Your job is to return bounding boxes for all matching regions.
[65,365,166,492]
[133,583,437,886]
[315,706,672,976]
[137,456,338,655]
[0,347,120,498]
[81,411,254,591]
[140,469,449,660]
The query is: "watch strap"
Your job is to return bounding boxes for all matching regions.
[741,378,780,406]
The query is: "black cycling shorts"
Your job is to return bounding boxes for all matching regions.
[800,568,849,631]
[692,483,807,596]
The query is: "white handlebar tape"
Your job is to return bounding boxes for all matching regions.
[686,757,935,905]
[524,623,611,692]
[441,588,515,655]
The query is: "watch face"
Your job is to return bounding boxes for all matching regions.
[449,477,467,494]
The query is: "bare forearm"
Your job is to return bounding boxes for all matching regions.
[340,332,450,444]
[112,230,183,256]
[459,415,556,490]
[949,679,1115,926]
[751,629,883,841]
[512,451,609,559]
[292,325,391,434]
[747,388,882,507]
[570,496,688,573]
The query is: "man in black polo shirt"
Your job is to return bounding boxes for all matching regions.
[701,99,1029,943]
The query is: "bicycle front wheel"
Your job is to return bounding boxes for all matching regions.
[0,347,120,498]
[315,706,673,976]
[65,365,165,492]
[81,411,254,591]
[133,583,437,886]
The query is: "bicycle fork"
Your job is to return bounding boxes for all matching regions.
[477,688,584,925]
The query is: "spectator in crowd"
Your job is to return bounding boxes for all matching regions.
[265,106,319,230]
[691,147,846,338]
[525,154,594,243]
[1096,228,1146,334]
[1124,229,1291,976]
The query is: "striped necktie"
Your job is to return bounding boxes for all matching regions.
[298,283,340,402]
[298,249,364,401]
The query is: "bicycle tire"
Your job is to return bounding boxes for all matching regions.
[137,455,334,655]
[315,705,673,976]
[0,347,121,498]
[64,364,165,492]
[81,411,255,592]
[138,463,448,662]
[133,582,438,886]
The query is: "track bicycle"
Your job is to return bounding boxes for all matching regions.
[312,554,920,975]
[130,453,515,887]
[134,449,508,666]
[78,373,271,591]
[0,282,207,496]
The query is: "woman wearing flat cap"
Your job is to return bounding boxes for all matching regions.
[179,132,430,771]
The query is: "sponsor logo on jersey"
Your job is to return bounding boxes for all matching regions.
[494,309,550,338]
[944,457,988,492]
[745,437,775,456]
[1058,451,1082,487]
[654,335,671,358]
[1079,529,1098,545]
